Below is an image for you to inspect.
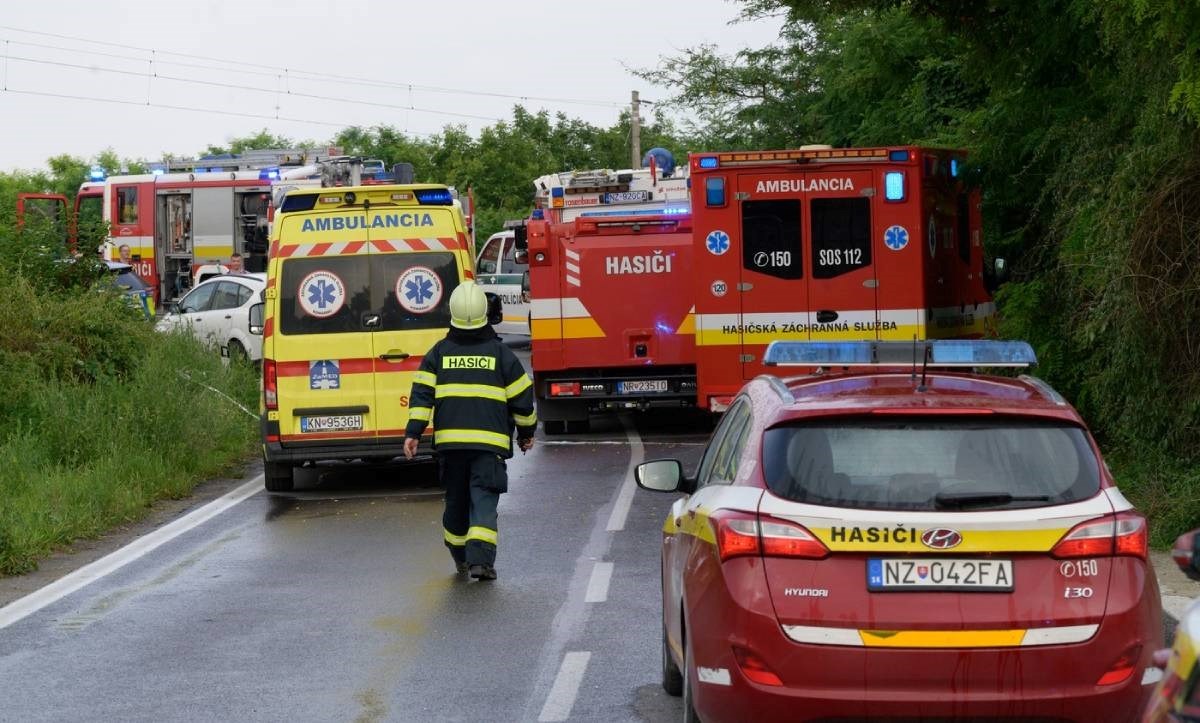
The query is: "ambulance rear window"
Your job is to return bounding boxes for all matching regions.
[761,419,1099,511]
[278,253,460,335]
[811,197,871,279]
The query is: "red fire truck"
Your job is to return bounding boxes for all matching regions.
[522,155,695,433]
[688,145,997,410]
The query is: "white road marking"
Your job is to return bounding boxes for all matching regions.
[584,562,614,603]
[537,651,591,722]
[0,476,262,630]
[605,420,644,532]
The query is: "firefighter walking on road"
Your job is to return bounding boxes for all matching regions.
[403,281,537,581]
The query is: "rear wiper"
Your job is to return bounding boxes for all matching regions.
[934,491,1052,509]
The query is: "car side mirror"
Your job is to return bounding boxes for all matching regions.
[484,292,503,327]
[1172,529,1200,582]
[635,459,687,493]
[984,256,1009,295]
[514,248,528,266]
[248,302,264,335]
[512,224,528,251]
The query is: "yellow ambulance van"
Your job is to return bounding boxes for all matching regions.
[256,184,479,491]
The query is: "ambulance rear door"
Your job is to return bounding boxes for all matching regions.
[272,207,378,446]
[804,169,877,341]
[367,210,463,443]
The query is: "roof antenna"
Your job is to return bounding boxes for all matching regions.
[910,335,918,383]
[917,342,931,393]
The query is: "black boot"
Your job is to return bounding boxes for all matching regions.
[469,564,497,581]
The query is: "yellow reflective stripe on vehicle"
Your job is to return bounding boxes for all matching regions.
[435,383,506,402]
[443,529,467,547]
[434,429,511,448]
[512,410,537,426]
[413,371,437,388]
[505,374,532,399]
[408,406,432,422]
[467,526,498,545]
[442,355,496,371]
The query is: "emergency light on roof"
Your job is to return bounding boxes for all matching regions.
[763,340,1037,368]
[88,167,106,181]
[698,156,719,169]
[889,150,910,162]
[414,189,453,205]
[951,159,960,177]
[259,168,280,181]
[707,148,890,166]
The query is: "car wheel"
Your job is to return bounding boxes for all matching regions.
[662,621,683,696]
[227,339,247,363]
[264,460,294,492]
[682,627,701,723]
[544,420,566,435]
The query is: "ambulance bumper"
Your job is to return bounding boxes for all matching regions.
[262,432,435,465]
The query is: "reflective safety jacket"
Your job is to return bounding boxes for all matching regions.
[405,327,537,458]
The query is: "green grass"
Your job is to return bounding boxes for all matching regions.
[0,269,259,575]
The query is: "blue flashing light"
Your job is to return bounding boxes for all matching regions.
[150,168,165,176]
[414,188,454,205]
[889,149,909,162]
[929,341,1036,366]
[259,167,280,181]
[950,159,960,177]
[550,187,565,199]
[698,156,719,169]
[531,208,545,220]
[763,340,1037,368]
[884,171,905,201]
[705,177,726,207]
[662,205,690,215]
[88,166,106,181]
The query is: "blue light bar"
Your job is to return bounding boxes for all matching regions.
[884,172,905,201]
[698,156,719,169]
[763,340,1037,368]
[889,150,909,162]
[88,166,106,181]
[414,188,453,205]
[551,187,565,198]
[259,167,280,181]
[950,159,960,177]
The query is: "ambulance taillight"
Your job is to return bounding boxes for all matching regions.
[264,359,279,410]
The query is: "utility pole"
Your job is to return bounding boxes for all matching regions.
[630,90,641,169]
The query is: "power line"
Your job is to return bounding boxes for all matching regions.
[4,52,510,123]
[0,24,624,110]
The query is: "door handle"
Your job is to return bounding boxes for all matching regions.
[380,352,410,361]
[224,315,232,319]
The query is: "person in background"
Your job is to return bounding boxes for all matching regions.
[118,244,132,265]
[227,253,244,274]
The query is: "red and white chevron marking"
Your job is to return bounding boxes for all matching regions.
[564,248,582,287]
[274,237,462,258]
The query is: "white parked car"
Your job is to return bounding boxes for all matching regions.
[475,230,529,337]
[155,272,266,361]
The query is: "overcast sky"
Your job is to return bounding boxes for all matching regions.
[0,1,783,173]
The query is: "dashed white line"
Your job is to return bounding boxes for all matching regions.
[0,476,262,630]
[605,420,644,532]
[585,562,614,603]
[538,651,592,722]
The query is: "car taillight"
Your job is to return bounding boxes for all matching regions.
[712,511,759,562]
[1051,512,1147,560]
[1096,643,1141,686]
[549,382,580,397]
[759,517,828,559]
[263,359,278,410]
[732,645,783,687]
[711,512,828,562]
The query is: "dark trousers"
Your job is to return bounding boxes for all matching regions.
[439,450,505,567]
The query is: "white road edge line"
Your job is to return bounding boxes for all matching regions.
[584,562,614,603]
[537,651,592,722]
[604,420,644,532]
[0,475,263,630]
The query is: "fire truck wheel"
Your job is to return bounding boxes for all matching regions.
[543,420,567,436]
[264,461,294,492]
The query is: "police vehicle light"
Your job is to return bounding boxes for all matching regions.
[885,172,905,201]
[414,189,453,205]
[889,150,909,162]
[698,156,719,169]
[763,340,1037,368]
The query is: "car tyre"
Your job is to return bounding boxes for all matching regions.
[227,339,247,363]
[662,622,683,696]
[682,628,701,723]
[264,460,294,492]
[544,420,566,436]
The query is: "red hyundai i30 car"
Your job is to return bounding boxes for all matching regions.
[637,341,1162,722]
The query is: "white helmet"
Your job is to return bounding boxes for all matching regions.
[449,281,488,330]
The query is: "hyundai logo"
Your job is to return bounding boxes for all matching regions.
[921,528,963,550]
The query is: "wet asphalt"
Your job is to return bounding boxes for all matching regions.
[0,343,712,722]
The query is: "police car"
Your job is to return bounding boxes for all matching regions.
[636,340,1162,722]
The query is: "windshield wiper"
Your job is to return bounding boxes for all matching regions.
[934,491,1052,509]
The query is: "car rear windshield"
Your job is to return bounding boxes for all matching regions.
[279,252,458,335]
[761,418,1100,511]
